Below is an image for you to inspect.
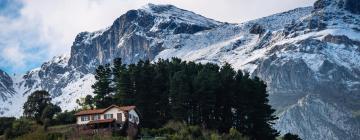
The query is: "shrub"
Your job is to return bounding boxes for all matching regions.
[4,118,33,139]
[0,117,15,135]
[283,133,302,140]
[54,110,77,125]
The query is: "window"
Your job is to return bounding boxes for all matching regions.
[104,114,113,119]
[93,114,100,120]
[81,116,89,121]
[134,116,138,123]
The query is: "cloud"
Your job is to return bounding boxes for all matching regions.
[1,45,26,68]
[0,0,316,74]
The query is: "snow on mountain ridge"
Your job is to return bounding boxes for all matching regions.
[141,3,222,27]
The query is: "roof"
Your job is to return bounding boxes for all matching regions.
[87,119,115,125]
[74,105,136,116]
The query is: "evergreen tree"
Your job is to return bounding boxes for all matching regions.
[249,77,279,140]
[216,63,236,133]
[152,59,171,123]
[193,64,219,129]
[92,64,113,108]
[133,60,161,128]
[283,133,302,140]
[169,70,191,121]
[113,58,133,106]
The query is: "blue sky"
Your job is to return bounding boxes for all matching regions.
[0,0,316,75]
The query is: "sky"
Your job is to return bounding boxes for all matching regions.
[0,0,316,74]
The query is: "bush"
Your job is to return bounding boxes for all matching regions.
[53,110,77,125]
[4,118,33,139]
[0,117,15,135]
[223,128,249,140]
[283,133,302,140]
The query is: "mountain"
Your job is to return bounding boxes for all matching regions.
[0,70,15,101]
[1,0,360,139]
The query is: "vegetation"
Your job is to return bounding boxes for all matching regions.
[0,117,15,135]
[283,133,302,140]
[2,58,304,140]
[83,58,280,140]
[53,110,77,125]
[4,118,33,139]
[23,90,61,125]
[142,121,249,140]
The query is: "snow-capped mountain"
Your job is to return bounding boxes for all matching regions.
[1,0,359,139]
[0,69,15,101]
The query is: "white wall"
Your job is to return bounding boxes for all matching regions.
[77,115,90,125]
[103,107,125,121]
[129,109,140,124]
[76,107,139,125]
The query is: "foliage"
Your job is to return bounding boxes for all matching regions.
[0,117,15,135]
[92,64,113,108]
[4,118,33,139]
[41,104,62,124]
[141,121,249,140]
[23,90,52,123]
[86,58,280,139]
[283,133,302,140]
[53,110,77,125]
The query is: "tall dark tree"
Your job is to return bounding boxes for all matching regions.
[283,133,302,140]
[84,95,94,109]
[152,59,171,123]
[248,77,279,140]
[216,63,236,133]
[193,64,219,129]
[169,70,191,121]
[234,73,279,140]
[113,58,134,106]
[92,64,113,108]
[23,90,51,123]
[41,104,61,130]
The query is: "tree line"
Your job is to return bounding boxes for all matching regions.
[81,58,279,140]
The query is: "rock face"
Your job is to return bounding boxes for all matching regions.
[0,70,15,101]
[68,4,221,73]
[1,1,360,140]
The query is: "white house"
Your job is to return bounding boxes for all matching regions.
[74,105,140,127]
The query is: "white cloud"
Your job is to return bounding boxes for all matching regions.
[1,45,26,68]
[0,0,316,74]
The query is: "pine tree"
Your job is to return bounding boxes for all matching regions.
[153,59,171,123]
[283,133,302,140]
[248,77,279,140]
[169,70,191,121]
[92,64,113,108]
[113,58,133,106]
[217,63,236,133]
[193,64,219,129]
[234,74,279,140]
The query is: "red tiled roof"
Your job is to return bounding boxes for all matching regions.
[74,105,136,116]
[119,105,136,111]
[87,119,115,125]
[74,109,105,116]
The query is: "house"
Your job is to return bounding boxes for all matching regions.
[74,105,140,130]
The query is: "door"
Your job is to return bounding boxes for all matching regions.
[117,113,123,122]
